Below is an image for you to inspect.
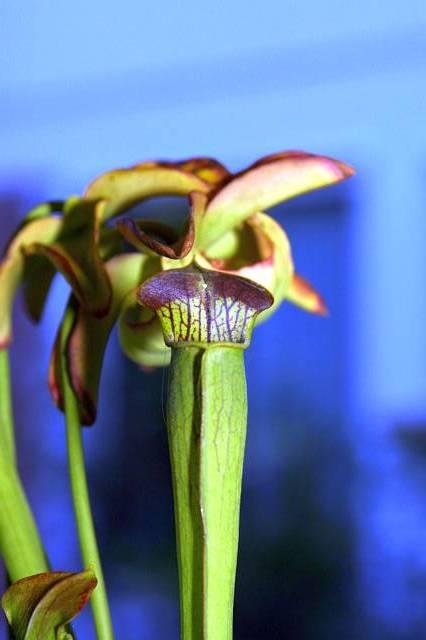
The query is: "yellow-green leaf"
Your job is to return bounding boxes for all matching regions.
[0,217,62,347]
[1,569,97,640]
[119,297,170,368]
[201,211,294,317]
[84,163,211,220]
[26,200,112,317]
[50,254,155,425]
[199,151,354,248]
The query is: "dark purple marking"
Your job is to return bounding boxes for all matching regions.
[117,208,195,259]
[139,266,273,314]
[138,265,274,346]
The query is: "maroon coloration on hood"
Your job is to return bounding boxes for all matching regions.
[139,266,274,314]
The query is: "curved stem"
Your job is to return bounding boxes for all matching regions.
[167,346,247,640]
[60,311,114,640]
[0,349,16,465]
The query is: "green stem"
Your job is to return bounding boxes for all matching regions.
[0,451,48,582]
[0,349,16,465]
[168,346,247,640]
[0,349,48,582]
[60,312,114,640]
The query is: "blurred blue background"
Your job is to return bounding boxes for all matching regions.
[1,1,426,638]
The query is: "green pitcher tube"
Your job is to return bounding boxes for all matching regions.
[139,265,273,640]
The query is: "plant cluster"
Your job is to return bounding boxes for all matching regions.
[0,151,353,639]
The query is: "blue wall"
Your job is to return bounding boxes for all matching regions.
[1,2,426,637]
